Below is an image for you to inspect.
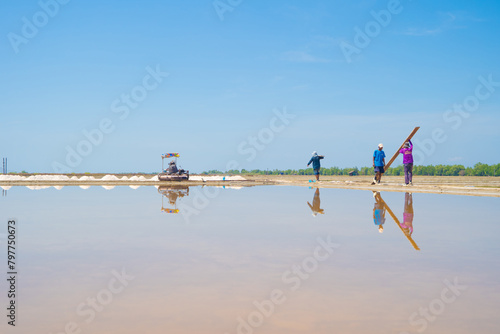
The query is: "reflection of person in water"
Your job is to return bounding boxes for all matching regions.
[373,192,386,233]
[401,192,414,235]
[307,188,325,216]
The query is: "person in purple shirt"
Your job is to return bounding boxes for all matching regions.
[400,140,413,186]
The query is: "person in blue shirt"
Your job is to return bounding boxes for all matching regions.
[307,151,324,181]
[371,143,386,185]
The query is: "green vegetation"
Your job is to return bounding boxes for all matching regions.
[202,163,500,177]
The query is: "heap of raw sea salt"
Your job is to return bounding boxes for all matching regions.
[0,174,158,181]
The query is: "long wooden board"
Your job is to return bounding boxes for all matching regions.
[385,127,420,170]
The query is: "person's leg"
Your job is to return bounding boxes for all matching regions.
[408,163,413,184]
[404,164,409,184]
[316,173,320,181]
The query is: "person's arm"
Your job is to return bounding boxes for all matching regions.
[372,154,375,167]
[319,156,324,160]
[307,158,313,166]
[409,139,413,150]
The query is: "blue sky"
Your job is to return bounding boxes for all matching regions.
[0,0,499,173]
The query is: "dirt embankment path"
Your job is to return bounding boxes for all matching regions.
[243,175,500,197]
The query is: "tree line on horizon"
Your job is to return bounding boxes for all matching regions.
[202,163,500,177]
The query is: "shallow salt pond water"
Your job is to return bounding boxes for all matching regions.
[0,185,499,334]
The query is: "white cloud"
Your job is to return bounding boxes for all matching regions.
[399,28,443,36]
[397,11,481,37]
[281,51,331,63]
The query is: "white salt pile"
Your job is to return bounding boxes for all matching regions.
[101,175,119,181]
[0,175,26,181]
[78,176,95,181]
[26,175,70,181]
[149,175,159,181]
[121,176,129,180]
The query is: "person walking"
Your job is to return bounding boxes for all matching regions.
[307,151,324,181]
[371,144,386,185]
[400,140,414,186]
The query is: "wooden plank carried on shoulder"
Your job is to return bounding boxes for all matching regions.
[385,126,420,170]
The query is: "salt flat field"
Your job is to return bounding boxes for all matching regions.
[0,185,499,334]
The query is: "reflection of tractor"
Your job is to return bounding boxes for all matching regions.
[158,153,189,181]
[158,185,190,214]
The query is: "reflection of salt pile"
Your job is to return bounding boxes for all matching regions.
[53,186,64,190]
[129,185,141,189]
[189,175,246,181]
[1,186,12,190]
[79,185,91,189]
[102,186,115,190]
[26,186,51,190]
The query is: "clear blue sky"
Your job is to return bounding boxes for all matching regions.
[1,0,499,173]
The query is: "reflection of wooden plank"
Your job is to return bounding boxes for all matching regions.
[377,193,420,251]
[385,127,420,170]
